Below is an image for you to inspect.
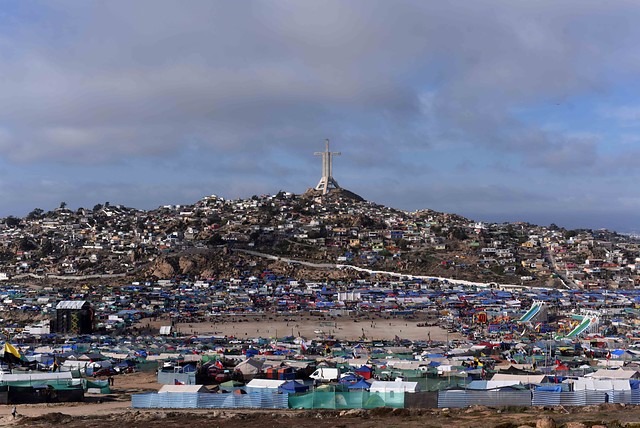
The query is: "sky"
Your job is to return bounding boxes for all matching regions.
[0,1,639,232]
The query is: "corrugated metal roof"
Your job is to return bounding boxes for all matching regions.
[56,301,87,310]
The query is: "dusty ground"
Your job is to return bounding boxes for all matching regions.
[1,372,640,427]
[162,314,458,342]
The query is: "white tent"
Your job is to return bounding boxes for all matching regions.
[589,369,638,379]
[491,373,546,384]
[369,380,419,393]
[158,384,208,393]
[572,378,631,391]
[245,379,286,390]
[0,371,73,382]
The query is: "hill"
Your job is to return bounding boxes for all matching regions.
[0,189,638,288]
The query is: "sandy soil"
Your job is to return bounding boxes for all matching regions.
[170,316,458,342]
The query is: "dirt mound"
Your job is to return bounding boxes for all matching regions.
[18,412,73,426]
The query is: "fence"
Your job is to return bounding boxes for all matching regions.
[437,390,532,408]
[404,391,438,408]
[438,389,640,408]
[132,389,640,410]
[609,390,640,405]
[132,392,288,409]
[532,390,606,406]
[288,391,404,409]
[532,389,640,406]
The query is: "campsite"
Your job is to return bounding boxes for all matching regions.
[3,279,640,426]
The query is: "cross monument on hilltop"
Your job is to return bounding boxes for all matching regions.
[314,139,341,195]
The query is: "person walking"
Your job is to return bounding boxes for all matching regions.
[11,406,17,419]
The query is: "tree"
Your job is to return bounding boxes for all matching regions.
[27,208,44,220]
[207,234,225,246]
[39,239,55,257]
[449,227,468,240]
[18,237,37,252]
[4,216,20,228]
[59,202,67,210]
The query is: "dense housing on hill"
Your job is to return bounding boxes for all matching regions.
[0,191,638,289]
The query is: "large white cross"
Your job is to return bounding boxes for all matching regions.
[314,139,341,195]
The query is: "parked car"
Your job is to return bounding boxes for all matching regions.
[93,367,117,377]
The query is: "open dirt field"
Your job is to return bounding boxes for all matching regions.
[2,371,640,427]
[169,315,458,342]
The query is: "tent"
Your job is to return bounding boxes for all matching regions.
[278,380,309,393]
[355,365,373,380]
[219,380,244,390]
[491,373,546,384]
[245,379,286,391]
[158,384,208,393]
[339,373,359,384]
[234,358,264,381]
[369,380,419,393]
[348,379,371,390]
[572,378,631,391]
[590,369,639,380]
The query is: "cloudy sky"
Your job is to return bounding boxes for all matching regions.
[0,1,639,232]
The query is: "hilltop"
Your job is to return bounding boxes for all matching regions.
[0,190,638,288]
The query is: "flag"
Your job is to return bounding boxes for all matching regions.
[606,351,612,360]
[174,379,185,385]
[2,342,24,365]
[300,341,307,352]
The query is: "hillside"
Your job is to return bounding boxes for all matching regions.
[0,190,638,288]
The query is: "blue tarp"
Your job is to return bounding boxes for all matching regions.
[536,385,562,392]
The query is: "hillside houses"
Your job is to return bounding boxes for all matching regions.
[0,192,638,289]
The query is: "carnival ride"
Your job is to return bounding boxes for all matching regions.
[564,314,599,339]
[519,301,546,323]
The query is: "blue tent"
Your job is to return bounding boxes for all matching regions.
[278,380,309,393]
[348,379,371,390]
[339,373,359,384]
